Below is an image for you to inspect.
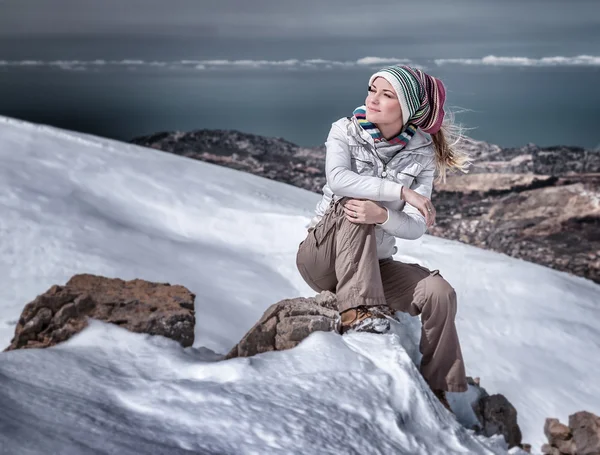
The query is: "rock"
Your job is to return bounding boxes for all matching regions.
[472,392,523,448]
[544,418,576,453]
[556,439,577,455]
[4,273,196,351]
[545,418,573,442]
[225,291,338,359]
[570,411,600,455]
[541,411,600,455]
[465,375,523,447]
[542,444,562,455]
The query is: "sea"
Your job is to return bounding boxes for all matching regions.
[0,63,598,150]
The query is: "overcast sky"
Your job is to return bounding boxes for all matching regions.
[1,0,598,38]
[0,0,598,61]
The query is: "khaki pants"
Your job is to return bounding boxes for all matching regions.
[296,198,468,393]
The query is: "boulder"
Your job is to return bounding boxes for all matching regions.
[226,291,338,359]
[541,411,600,455]
[570,412,600,455]
[474,393,522,448]
[467,377,523,449]
[4,273,196,351]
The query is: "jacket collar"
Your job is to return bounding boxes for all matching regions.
[347,115,433,154]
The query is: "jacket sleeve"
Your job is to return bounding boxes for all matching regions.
[325,122,406,201]
[378,155,436,240]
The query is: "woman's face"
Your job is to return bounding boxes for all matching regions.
[365,77,403,126]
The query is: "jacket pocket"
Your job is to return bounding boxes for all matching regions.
[396,162,423,188]
[313,214,336,248]
[351,156,375,175]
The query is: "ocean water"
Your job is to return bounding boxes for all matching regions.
[0,65,598,149]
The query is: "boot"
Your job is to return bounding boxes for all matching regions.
[339,305,392,335]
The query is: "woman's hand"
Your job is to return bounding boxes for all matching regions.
[342,199,387,224]
[401,187,436,228]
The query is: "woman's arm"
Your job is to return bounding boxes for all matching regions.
[377,155,436,240]
[325,122,405,201]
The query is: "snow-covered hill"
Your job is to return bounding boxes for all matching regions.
[0,116,599,454]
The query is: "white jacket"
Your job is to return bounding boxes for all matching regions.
[308,115,436,259]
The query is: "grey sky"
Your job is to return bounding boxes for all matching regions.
[1,0,599,37]
[0,0,598,60]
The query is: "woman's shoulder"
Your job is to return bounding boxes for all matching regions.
[325,116,354,142]
[405,129,434,155]
[331,116,352,130]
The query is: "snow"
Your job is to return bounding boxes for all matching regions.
[1,115,599,454]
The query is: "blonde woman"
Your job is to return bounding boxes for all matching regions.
[296,65,472,408]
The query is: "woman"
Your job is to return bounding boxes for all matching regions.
[295,64,472,407]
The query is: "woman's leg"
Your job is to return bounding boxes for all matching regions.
[379,259,468,393]
[296,198,387,312]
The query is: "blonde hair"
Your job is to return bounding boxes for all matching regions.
[430,107,475,184]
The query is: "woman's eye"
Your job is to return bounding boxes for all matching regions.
[368,87,391,98]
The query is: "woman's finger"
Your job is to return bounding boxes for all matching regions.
[425,207,433,226]
[418,204,429,221]
[423,200,436,225]
[343,205,364,217]
[342,206,355,217]
[343,208,364,223]
[344,200,361,210]
[428,205,437,225]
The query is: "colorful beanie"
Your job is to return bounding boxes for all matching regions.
[368,65,446,134]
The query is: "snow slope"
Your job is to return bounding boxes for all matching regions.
[0,115,599,454]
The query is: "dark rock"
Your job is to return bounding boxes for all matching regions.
[466,377,523,449]
[472,392,523,448]
[4,273,196,351]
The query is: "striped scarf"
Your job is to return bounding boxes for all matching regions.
[352,105,417,148]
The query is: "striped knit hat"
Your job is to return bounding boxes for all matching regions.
[368,65,446,134]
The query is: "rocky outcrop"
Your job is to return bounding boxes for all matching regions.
[542,412,600,455]
[130,130,600,284]
[429,177,600,283]
[130,129,327,194]
[225,291,339,359]
[4,273,196,351]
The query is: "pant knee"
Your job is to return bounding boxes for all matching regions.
[423,275,457,317]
